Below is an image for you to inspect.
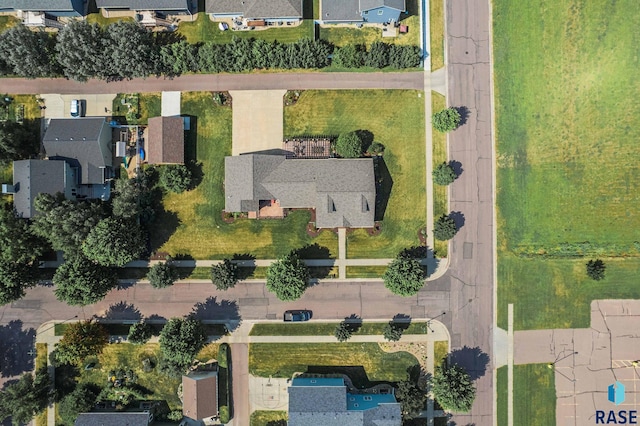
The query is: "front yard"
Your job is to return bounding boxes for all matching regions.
[284,90,426,258]
[150,92,338,259]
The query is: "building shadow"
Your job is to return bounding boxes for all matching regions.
[449,346,490,381]
[0,320,35,378]
[374,157,393,221]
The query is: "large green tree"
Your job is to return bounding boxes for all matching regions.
[334,321,353,342]
[333,44,365,68]
[433,214,458,241]
[432,107,462,133]
[395,380,427,420]
[159,164,193,193]
[32,194,106,257]
[0,121,39,162]
[383,256,426,296]
[55,321,109,366]
[266,252,309,301]
[433,162,457,185]
[147,261,178,289]
[382,321,403,342]
[432,362,476,412]
[58,383,99,426]
[56,21,107,82]
[128,321,154,345]
[0,368,51,426]
[103,21,156,80]
[0,24,58,78]
[159,318,207,375]
[82,217,146,266]
[210,259,238,291]
[335,131,364,158]
[53,256,117,305]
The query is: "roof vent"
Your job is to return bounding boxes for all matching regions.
[69,137,73,140]
[55,137,59,141]
[82,137,86,141]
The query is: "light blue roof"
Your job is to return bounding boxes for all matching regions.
[292,377,345,387]
[347,393,397,410]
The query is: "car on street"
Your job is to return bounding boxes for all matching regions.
[283,310,311,322]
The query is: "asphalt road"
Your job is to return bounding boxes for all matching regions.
[0,72,423,94]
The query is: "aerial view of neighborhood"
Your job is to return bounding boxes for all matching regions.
[0,0,636,425]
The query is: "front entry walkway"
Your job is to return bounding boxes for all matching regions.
[230,90,286,156]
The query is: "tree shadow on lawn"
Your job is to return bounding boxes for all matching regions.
[448,346,490,381]
[232,253,256,280]
[191,296,241,332]
[374,156,393,222]
[355,129,374,153]
[148,207,181,255]
[100,301,143,322]
[294,243,333,279]
[0,320,35,378]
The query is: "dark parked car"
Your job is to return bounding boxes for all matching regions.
[284,310,311,322]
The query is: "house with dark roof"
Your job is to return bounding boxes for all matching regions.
[224,154,375,228]
[8,160,73,218]
[0,0,86,27]
[321,0,405,24]
[95,0,194,26]
[206,0,303,22]
[182,371,219,424]
[147,116,185,165]
[288,377,402,426]
[75,412,153,426]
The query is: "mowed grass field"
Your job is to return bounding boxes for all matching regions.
[285,90,426,258]
[432,92,448,257]
[495,1,640,329]
[496,365,555,426]
[151,92,337,259]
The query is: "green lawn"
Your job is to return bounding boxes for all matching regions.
[495,1,640,329]
[346,266,387,278]
[79,343,182,410]
[284,90,425,258]
[249,322,429,336]
[250,410,288,426]
[85,12,133,26]
[249,343,418,385]
[112,93,161,125]
[497,364,555,426]
[431,92,448,257]
[433,340,448,367]
[319,0,419,47]
[429,0,444,70]
[151,92,338,259]
[0,15,18,33]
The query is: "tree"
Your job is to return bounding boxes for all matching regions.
[0,368,51,426]
[159,318,207,374]
[53,256,117,305]
[210,259,238,290]
[266,252,309,301]
[432,362,476,412]
[0,24,58,78]
[160,40,200,76]
[103,21,156,80]
[128,321,154,345]
[58,383,99,426]
[0,120,39,162]
[586,259,606,281]
[55,321,109,365]
[388,44,421,68]
[56,21,107,81]
[333,44,365,68]
[383,256,426,296]
[111,178,140,220]
[159,164,193,193]
[383,321,403,341]
[82,217,146,267]
[147,261,178,288]
[366,141,385,156]
[365,41,390,68]
[433,214,458,241]
[432,107,462,133]
[433,162,457,185]
[32,194,106,257]
[334,321,352,342]
[395,380,427,420]
[335,131,364,158]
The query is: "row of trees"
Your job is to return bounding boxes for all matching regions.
[0,21,421,81]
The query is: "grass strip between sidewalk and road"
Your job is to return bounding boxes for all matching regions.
[431,91,448,257]
[249,322,429,336]
[429,0,445,70]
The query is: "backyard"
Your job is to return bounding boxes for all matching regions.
[284,90,426,258]
[151,92,338,259]
[496,364,555,426]
[249,343,418,386]
[494,0,640,329]
[111,93,161,125]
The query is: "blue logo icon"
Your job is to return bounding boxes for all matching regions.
[608,381,625,405]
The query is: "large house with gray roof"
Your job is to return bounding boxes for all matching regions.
[321,0,405,24]
[206,0,303,22]
[75,412,153,426]
[5,118,113,218]
[96,0,194,16]
[288,377,402,426]
[0,0,86,27]
[224,154,375,228]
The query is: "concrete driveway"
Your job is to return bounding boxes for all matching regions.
[40,94,116,119]
[230,90,286,156]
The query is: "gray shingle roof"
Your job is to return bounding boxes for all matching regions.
[147,116,185,165]
[359,0,405,12]
[75,412,151,426]
[96,0,191,10]
[43,118,112,185]
[321,0,361,22]
[12,160,68,218]
[224,154,375,228]
[206,0,302,19]
[3,0,82,12]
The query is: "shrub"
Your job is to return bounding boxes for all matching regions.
[586,259,606,280]
[433,162,457,185]
[159,164,193,193]
[432,107,461,132]
[211,259,238,290]
[334,321,352,342]
[218,343,230,369]
[167,410,183,421]
[433,214,458,241]
[128,321,153,345]
[383,322,403,341]
[367,141,385,156]
[147,261,178,288]
[219,405,230,424]
[335,131,364,158]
